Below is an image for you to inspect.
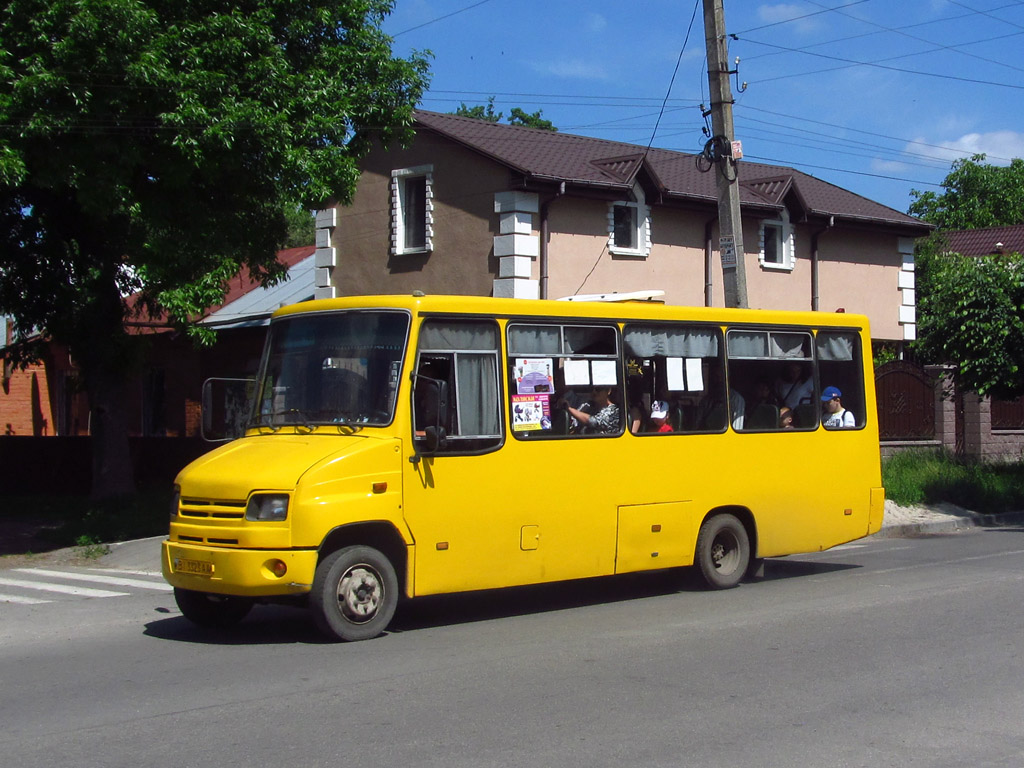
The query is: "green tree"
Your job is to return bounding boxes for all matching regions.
[508,107,556,132]
[0,0,430,497]
[452,98,556,131]
[454,96,502,123]
[915,246,1024,398]
[909,154,1024,229]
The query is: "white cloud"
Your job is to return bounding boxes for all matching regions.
[586,13,607,33]
[756,3,821,34]
[871,158,911,174]
[531,58,609,81]
[911,131,1024,164]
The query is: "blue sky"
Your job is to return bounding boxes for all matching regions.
[383,0,1024,214]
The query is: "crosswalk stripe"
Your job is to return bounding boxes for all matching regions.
[0,576,128,598]
[0,593,52,605]
[92,568,161,577]
[14,568,172,592]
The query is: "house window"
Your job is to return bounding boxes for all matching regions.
[759,210,794,270]
[608,185,650,257]
[391,165,433,255]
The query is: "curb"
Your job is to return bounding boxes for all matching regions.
[874,511,1024,539]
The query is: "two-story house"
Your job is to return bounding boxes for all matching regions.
[312,110,931,346]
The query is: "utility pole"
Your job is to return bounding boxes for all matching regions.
[702,0,748,308]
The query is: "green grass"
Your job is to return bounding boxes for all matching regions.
[883,450,1024,514]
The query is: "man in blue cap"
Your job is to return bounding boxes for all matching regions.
[821,386,855,428]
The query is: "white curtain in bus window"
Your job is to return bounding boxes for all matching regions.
[623,327,719,358]
[456,354,500,435]
[508,325,560,355]
[816,333,854,361]
[726,331,768,358]
[770,332,810,358]
[420,323,498,351]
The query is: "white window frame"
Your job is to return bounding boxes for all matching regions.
[759,209,794,271]
[608,185,651,258]
[391,165,433,255]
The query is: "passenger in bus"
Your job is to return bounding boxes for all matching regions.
[699,364,745,430]
[747,380,781,416]
[779,406,794,429]
[774,361,814,408]
[562,386,620,434]
[821,386,855,428]
[648,400,673,433]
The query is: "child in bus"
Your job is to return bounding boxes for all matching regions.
[821,386,855,428]
[648,400,673,433]
[779,406,794,429]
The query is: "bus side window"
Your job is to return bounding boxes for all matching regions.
[817,331,865,430]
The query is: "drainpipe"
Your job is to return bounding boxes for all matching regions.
[539,182,566,300]
[810,215,834,312]
[704,216,718,307]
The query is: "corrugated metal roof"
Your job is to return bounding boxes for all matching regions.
[202,247,315,328]
[414,110,930,232]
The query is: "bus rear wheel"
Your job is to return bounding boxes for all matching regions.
[695,513,750,589]
[174,587,253,628]
[311,545,398,642]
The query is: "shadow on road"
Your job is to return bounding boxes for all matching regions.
[143,557,863,645]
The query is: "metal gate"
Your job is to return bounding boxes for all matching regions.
[875,361,936,441]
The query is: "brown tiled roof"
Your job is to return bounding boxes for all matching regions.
[414,110,930,233]
[942,225,1024,256]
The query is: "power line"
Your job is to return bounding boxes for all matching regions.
[392,0,500,37]
[737,36,1024,90]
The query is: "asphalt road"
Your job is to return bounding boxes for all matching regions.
[2,527,1024,768]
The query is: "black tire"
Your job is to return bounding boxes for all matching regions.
[310,545,399,642]
[174,587,253,628]
[695,513,750,589]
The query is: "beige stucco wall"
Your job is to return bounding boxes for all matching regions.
[333,133,503,297]
[335,137,909,341]
[548,201,906,341]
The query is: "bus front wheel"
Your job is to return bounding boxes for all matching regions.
[174,587,253,628]
[695,513,750,589]
[311,545,398,642]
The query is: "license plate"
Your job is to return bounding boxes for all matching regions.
[174,557,214,576]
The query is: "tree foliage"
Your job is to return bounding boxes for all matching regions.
[453,97,556,131]
[909,154,1024,229]
[0,0,430,496]
[909,154,1024,398]
[915,246,1024,399]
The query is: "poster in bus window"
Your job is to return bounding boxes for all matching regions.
[512,394,551,431]
[514,358,554,395]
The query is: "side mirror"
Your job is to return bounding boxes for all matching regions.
[421,425,447,454]
[412,376,450,459]
[202,377,255,442]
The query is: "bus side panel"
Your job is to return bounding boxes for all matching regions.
[615,501,695,573]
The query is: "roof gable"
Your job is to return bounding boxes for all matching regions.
[413,110,929,232]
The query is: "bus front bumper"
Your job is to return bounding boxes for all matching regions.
[162,540,318,598]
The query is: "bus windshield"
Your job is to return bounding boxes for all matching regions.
[251,310,409,429]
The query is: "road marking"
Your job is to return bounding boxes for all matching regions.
[91,568,162,577]
[14,568,172,592]
[0,593,52,605]
[0,576,128,598]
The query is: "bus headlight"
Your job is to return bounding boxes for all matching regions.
[245,493,289,522]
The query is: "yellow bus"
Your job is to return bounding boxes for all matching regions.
[163,294,884,641]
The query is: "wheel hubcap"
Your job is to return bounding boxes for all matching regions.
[337,564,383,624]
[711,531,740,574]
